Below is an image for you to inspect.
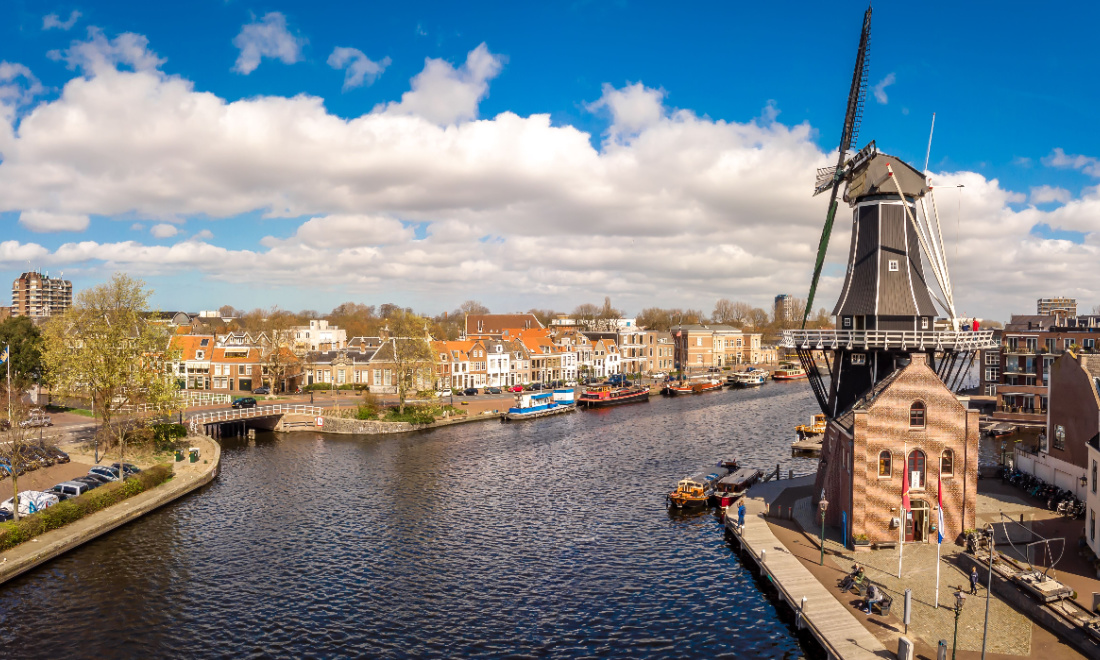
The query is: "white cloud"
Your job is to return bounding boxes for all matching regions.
[873,73,896,104]
[2,30,1099,319]
[327,47,391,91]
[130,222,143,230]
[1030,185,1072,205]
[0,61,46,108]
[381,43,502,125]
[232,12,305,75]
[19,210,90,232]
[150,223,179,238]
[49,28,165,76]
[1043,147,1100,177]
[586,82,665,139]
[43,10,81,31]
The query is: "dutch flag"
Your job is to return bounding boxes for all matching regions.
[937,474,945,544]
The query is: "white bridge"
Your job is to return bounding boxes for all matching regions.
[189,404,327,435]
[782,329,997,352]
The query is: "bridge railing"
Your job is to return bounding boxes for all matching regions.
[781,329,997,351]
[189,404,327,434]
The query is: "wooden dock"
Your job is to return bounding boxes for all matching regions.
[726,485,888,660]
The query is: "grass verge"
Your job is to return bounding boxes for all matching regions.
[0,464,174,552]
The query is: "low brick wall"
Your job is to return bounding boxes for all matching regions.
[0,435,221,587]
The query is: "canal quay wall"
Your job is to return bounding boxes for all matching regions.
[725,476,890,660]
[275,411,502,435]
[0,435,221,588]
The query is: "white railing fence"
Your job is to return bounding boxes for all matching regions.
[189,404,326,434]
[781,329,997,352]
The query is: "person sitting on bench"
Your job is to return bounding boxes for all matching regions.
[838,564,864,591]
[863,583,883,614]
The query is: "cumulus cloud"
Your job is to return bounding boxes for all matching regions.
[232,12,305,75]
[1043,147,1100,177]
[43,10,81,31]
[873,73,896,104]
[19,210,90,232]
[586,82,665,139]
[1030,185,1072,205]
[327,47,391,91]
[150,223,179,238]
[0,61,46,108]
[381,43,502,124]
[1,28,1099,318]
[49,28,165,76]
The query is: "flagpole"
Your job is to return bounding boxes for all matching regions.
[898,440,906,579]
[935,474,943,608]
[5,343,10,425]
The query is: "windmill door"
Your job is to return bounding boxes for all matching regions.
[905,500,929,542]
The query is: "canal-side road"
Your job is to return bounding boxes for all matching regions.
[0,434,220,587]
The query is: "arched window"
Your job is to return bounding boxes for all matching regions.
[878,451,892,477]
[908,450,927,489]
[941,449,954,476]
[910,401,926,428]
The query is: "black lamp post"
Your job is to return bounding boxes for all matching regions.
[951,589,967,660]
[819,489,829,565]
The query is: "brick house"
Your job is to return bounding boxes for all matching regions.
[465,313,543,338]
[167,334,214,390]
[671,324,715,372]
[815,354,979,545]
[210,346,263,393]
[642,331,674,373]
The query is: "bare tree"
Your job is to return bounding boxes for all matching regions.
[385,311,435,414]
[573,303,600,321]
[456,300,490,316]
[218,304,239,318]
[747,307,770,329]
[598,297,620,320]
[260,307,298,393]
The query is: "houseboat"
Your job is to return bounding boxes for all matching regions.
[713,467,764,508]
[667,463,732,510]
[578,384,650,408]
[665,376,723,395]
[771,362,807,380]
[502,389,576,421]
[727,368,767,388]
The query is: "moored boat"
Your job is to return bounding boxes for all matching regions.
[771,362,808,380]
[795,413,828,440]
[502,389,576,421]
[665,376,723,395]
[666,463,732,509]
[578,384,650,408]
[727,368,767,388]
[713,467,764,508]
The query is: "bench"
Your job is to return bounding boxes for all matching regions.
[856,581,893,615]
[874,541,897,550]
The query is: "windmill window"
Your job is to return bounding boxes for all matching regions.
[843,317,852,328]
[888,259,899,272]
[921,317,929,330]
[908,450,927,489]
[851,353,866,365]
[878,451,891,478]
[910,402,926,428]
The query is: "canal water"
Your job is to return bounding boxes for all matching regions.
[3,383,829,658]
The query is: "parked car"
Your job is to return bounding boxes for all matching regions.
[72,476,104,489]
[463,387,479,396]
[36,444,70,464]
[47,481,91,501]
[0,509,11,522]
[19,409,52,428]
[24,446,55,468]
[77,474,111,487]
[253,386,271,395]
[485,387,502,395]
[508,385,524,392]
[88,466,122,482]
[111,462,142,477]
[607,375,632,386]
[529,383,544,390]
[232,397,258,409]
[1,490,59,515]
[651,372,667,380]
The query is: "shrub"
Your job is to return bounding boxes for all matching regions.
[358,392,381,419]
[0,464,174,552]
[383,406,436,425]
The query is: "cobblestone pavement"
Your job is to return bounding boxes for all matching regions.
[793,497,1033,655]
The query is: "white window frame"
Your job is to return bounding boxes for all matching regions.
[888,259,899,272]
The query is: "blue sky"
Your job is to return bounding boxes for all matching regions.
[1,1,1098,319]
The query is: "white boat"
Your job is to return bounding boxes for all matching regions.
[502,389,577,421]
[727,368,767,388]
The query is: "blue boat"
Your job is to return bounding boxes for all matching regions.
[502,389,577,421]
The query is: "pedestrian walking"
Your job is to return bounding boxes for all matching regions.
[969,566,979,595]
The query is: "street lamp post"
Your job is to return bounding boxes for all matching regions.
[819,489,829,566]
[951,589,967,660]
[981,524,995,659]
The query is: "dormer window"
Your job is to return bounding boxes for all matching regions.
[200,338,210,346]
[196,350,205,360]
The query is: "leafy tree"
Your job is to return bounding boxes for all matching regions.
[0,316,44,386]
[41,273,179,466]
[384,311,435,414]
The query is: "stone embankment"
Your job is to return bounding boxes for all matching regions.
[0,435,221,587]
[275,411,501,435]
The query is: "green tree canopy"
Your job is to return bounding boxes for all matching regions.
[0,316,44,387]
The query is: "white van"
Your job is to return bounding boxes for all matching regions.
[1,490,60,515]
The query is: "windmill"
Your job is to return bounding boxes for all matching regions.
[786,6,996,418]
[802,4,872,330]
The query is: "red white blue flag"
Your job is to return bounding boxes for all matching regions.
[937,474,945,544]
